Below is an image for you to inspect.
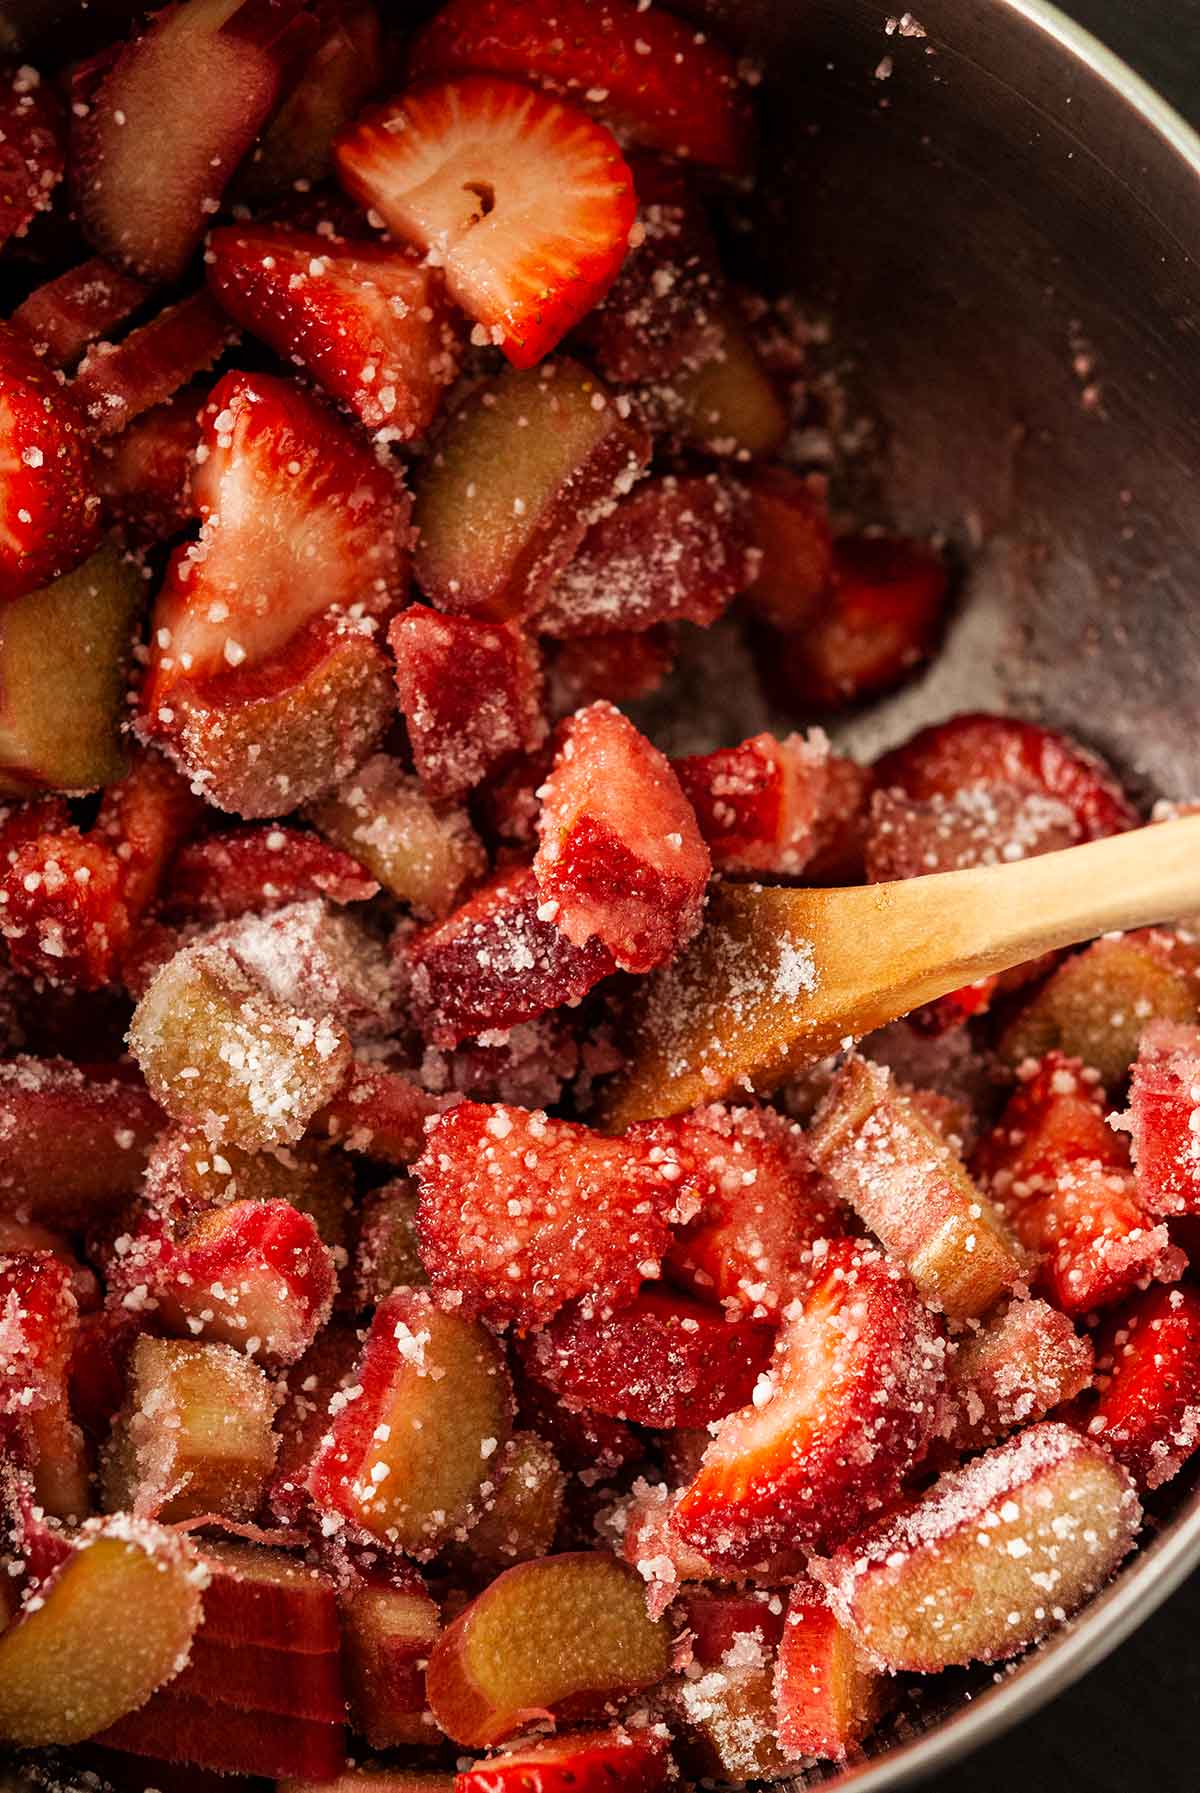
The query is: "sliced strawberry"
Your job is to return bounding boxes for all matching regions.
[1083,1281,1200,1490]
[742,466,834,632]
[774,1581,889,1762]
[865,780,1081,882]
[534,700,709,975]
[673,730,851,879]
[163,824,378,923]
[72,291,237,438]
[208,224,462,437]
[1126,1019,1200,1216]
[390,604,546,801]
[0,62,64,249]
[547,628,675,718]
[807,753,876,884]
[0,322,101,604]
[406,863,615,1048]
[95,385,203,545]
[0,826,128,988]
[407,0,753,173]
[335,76,636,368]
[672,1239,945,1567]
[621,1480,805,1617]
[0,1056,161,1226]
[414,1099,680,1328]
[455,1726,669,1793]
[522,1287,774,1428]
[95,744,207,920]
[429,1013,580,1112]
[10,257,152,371]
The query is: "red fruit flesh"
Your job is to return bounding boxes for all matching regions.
[407,0,753,173]
[95,385,203,545]
[673,730,846,880]
[11,257,152,370]
[534,700,710,975]
[678,1588,787,1664]
[0,1057,161,1225]
[1127,1019,1200,1215]
[0,322,101,603]
[336,77,636,368]
[673,1239,946,1567]
[71,292,236,439]
[1084,1281,1200,1490]
[774,1581,888,1762]
[415,1100,678,1328]
[523,1288,775,1427]
[163,824,378,922]
[742,467,834,632]
[548,628,675,718]
[199,1538,340,1653]
[339,1560,442,1748]
[455,1726,669,1793]
[940,1296,1094,1456]
[268,1321,363,1523]
[0,1250,77,1419]
[0,62,64,248]
[96,1691,345,1782]
[0,827,128,987]
[311,1062,444,1163]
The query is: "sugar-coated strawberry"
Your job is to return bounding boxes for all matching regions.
[548,628,676,719]
[0,1056,162,1226]
[534,701,709,975]
[407,0,753,173]
[773,1580,889,1762]
[1082,1281,1200,1489]
[742,467,833,632]
[336,77,636,367]
[163,824,378,923]
[0,323,101,604]
[972,1054,1179,1315]
[0,1250,78,1419]
[0,827,127,989]
[1124,1020,1200,1215]
[522,1288,775,1428]
[95,386,203,545]
[634,1101,843,1319]
[866,780,1080,882]
[415,1100,680,1328]
[673,730,855,879]
[0,63,64,249]
[406,863,615,1048]
[390,605,546,801]
[454,1726,669,1793]
[10,256,151,371]
[208,225,462,437]
[672,1239,945,1567]
[516,1370,643,1478]
[536,474,754,638]
[425,1014,581,1113]
[72,291,237,439]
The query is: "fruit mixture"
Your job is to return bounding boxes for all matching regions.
[2,2,1199,1789]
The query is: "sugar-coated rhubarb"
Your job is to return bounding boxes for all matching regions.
[169,1627,344,1721]
[1127,1019,1200,1215]
[940,1296,1094,1456]
[198,1537,340,1654]
[641,301,787,461]
[72,292,238,438]
[339,1557,442,1748]
[102,1335,279,1522]
[311,1062,444,1163]
[0,1518,205,1745]
[0,322,102,605]
[206,897,401,1044]
[809,1054,1027,1319]
[415,1100,679,1327]
[773,1580,888,1762]
[1082,1281,1200,1489]
[307,1287,513,1554]
[742,467,834,631]
[672,1239,946,1567]
[668,1653,796,1783]
[0,62,65,249]
[456,1430,565,1569]
[11,257,152,372]
[0,1250,78,1419]
[425,1552,671,1746]
[143,1123,354,1248]
[163,824,378,923]
[353,1178,426,1307]
[95,1689,346,1782]
[0,1057,161,1225]
[283,1776,453,1793]
[335,78,635,368]
[534,701,709,975]
[813,1422,1140,1672]
[455,1725,670,1793]
[390,604,546,801]
[268,1322,363,1524]
[678,1588,788,1665]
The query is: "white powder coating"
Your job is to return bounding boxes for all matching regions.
[773,936,818,1002]
[209,898,401,1044]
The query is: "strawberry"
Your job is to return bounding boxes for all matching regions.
[0,1250,78,1419]
[93,745,207,920]
[517,1370,642,1479]
[414,1100,681,1328]
[742,466,834,632]
[548,628,675,718]
[311,1061,445,1163]
[678,1588,788,1664]
[1126,1019,1200,1216]
[335,76,636,368]
[11,256,152,371]
[454,1726,670,1793]
[407,0,753,173]
[208,224,463,437]
[1083,1281,1200,1490]
[95,385,204,545]
[163,824,378,923]
[268,1321,363,1523]
[71,291,237,438]
[0,826,128,988]
[673,730,856,880]
[0,62,64,249]
[0,322,101,604]
[672,1239,945,1567]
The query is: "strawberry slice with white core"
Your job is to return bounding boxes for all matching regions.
[335,76,636,368]
[0,323,102,605]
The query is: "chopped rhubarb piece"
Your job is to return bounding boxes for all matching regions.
[0,62,64,248]
[198,1537,340,1654]
[163,825,377,923]
[0,1056,161,1226]
[633,1101,843,1318]
[408,0,752,171]
[95,385,201,544]
[406,863,615,1047]
[548,628,675,718]
[807,753,876,885]
[412,359,649,622]
[102,1335,279,1523]
[336,77,635,368]
[70,1307,139,1442]
[128,937,352,1149]
[0,541,143,797]
[642,301,787,460]
[72,292,237,438]
[71,0,318,281]
[673,1239,945,1567]
[524,1289,774,1427]
[96,1690,345,1782]
[457,1430,564,1569]
[941,1296,1094,1456]
[0,1250,77,1420]
[209,225,462,436]
[972,1054,1178,1315]
[813,1421,1140,1671]
[173,1629,344,1721]
[774,1580,888,1762]
[534,701,709,975]
[97,744,207,924]
[456,1726,669,1793]
[415,1100,678,1328]
[537,474,753,638]
[312,1062,443,1163]
[673,731,854,881]
[1083,1281,1200,1489]
[1000,930,1200,1085]
[668,1654,796,1782]
[0,825,129,987]
[808,1054,1028,1319]
[339,1558,442,1748]
[1128,1019,1200,1214]
[307,1287,513,1554]
[268,1322,363,1523]
[390,604,546,801]
[209,897,399,1042]
[353,1177,426,1307]
[874,711,1138,842]
[426,1552,670,1746]
[677,1588,787,1664]
[11,257,152,370]
[0,1517,204,1745]
[307,753,487,921]
[0,322,101,604]
[742,467,834,632]
[146,1125,353,1249]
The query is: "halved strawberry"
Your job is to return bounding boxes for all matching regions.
[95,385,204,545]
[1082,1281,1200,1490]
[1126,1019,1200,1216]
[72,291,237,438]
[407,0,753,173]
[672,1239,945,1567]
[335,76,636,368]
[0,322,101,604]
[455,1726,670,1793]
[163,824,378,923]
[11,257,152,371]
[0,62,64,249]
[208,224,462,437]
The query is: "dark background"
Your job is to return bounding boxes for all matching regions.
[924,5,1200,1787]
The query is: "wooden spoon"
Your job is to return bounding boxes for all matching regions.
[597,814,1200,1130]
